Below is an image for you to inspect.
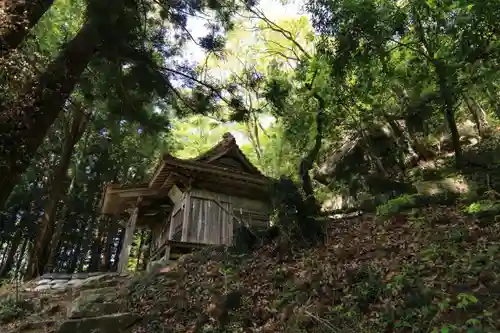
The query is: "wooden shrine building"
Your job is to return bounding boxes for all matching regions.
[100,133,272,273]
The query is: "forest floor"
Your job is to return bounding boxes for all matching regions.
[4,201,500,333]
[125,202,500,333]
[3,137,500,333]
[0,200,500,333]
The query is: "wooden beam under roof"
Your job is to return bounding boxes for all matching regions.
[100,183,161,215]
[147,133,270,189]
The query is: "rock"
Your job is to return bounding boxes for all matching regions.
[147,260,169,273]
[69,301,124,319]
[51,282,68,290]
[71,273,91,280]
[78,287,118,300]
[18,320,57,332]
[34,284,53,292]
[40,273,57,279]
[50,279,67,285]
[36,279,52,285]
[413,177,471,196]
[80,279,123,291]
[69,292,123,319]
[42,273,71,280]
[56,313,140,333]
[67,279,85,288]
[43,304,63,316]
[81,274,116,286]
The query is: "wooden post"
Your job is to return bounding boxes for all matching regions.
[164,245,171,262]
[117,205,139,274]
[181,192,191,242]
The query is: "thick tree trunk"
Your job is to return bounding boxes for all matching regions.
[0,0,54,58]
[25,109,88,279]
[0,19,100,208]
[0,229,22,278]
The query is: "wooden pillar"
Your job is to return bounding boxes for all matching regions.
[163,245,171,262]
[117,205,139,274]
[181,192,191,242]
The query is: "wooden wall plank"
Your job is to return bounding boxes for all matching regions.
[159,188,269,247]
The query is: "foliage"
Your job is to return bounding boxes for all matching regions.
[0,297,31,324]
[270,177,325,246]
[376,192,462,217]
[3,5,500,333]
[123,204,500,333]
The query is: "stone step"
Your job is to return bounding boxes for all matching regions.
[17,320,57,332]
[77,286,120,300]
[68,288,124,319]
[69,300,125,319]
[56,313,140,333]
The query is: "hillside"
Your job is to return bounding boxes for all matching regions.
[127,204,500,333]
[3,196,500,333]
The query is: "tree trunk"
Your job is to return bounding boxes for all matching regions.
[412,6,462,167]
[89,216,107,272]
[25,108,88,279]
[0,0,55,58]
[299,91,324,212]
[434,60,462,167]
[142,230,153,271]
[0,243,9,264]
[15,237,28,277]
[135,229,146,272]
[464,95,488,137]
[78,218,96,272]
[102,218,119,271]
[0,229,22,278]
[67,239,82,274]
[45,175,76,273]
[46,126,90,273]
[112,228,126,272]
[0,19,101,208]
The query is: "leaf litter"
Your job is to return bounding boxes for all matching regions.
[128,205,500,333]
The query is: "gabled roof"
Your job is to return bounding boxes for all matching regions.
[101,133,271,216]
[192,132,263,176]
[148,132,266,188]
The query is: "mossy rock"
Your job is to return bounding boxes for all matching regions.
[413,177,473,196]
[376,192,462,217]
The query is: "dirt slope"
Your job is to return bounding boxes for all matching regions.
[128,205,500,333]
[2,202,499,333]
